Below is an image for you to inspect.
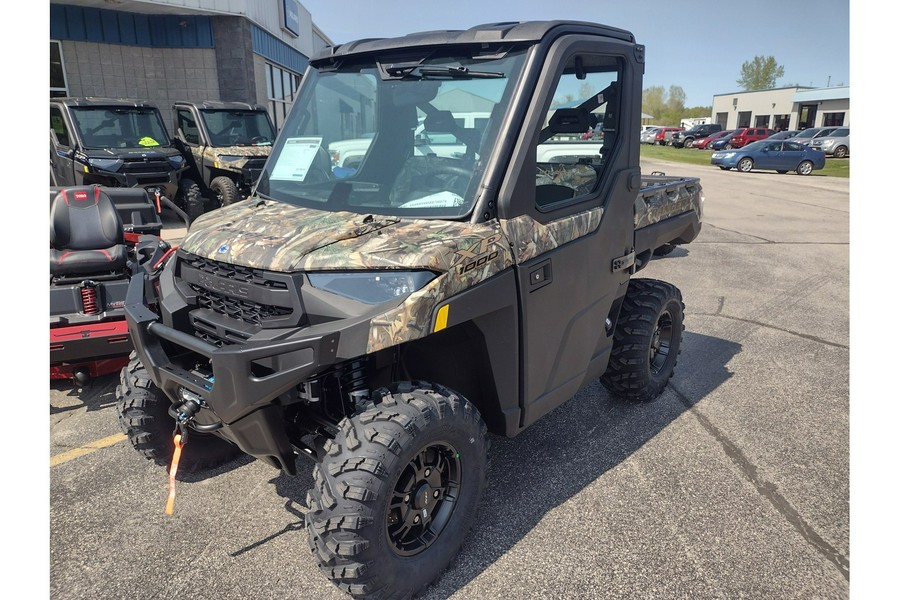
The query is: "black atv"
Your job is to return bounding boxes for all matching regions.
[50,185,172,384]
[49,98,198,222]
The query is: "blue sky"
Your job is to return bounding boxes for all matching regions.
[300,0,850,107]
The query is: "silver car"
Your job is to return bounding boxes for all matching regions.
[809,127,849,158]
[640,127,660,144]
[792,126,840,146]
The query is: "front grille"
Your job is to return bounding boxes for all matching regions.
[186,256,289,290]
[189,284,292,325]
[176,253,301,346]
[120,159,172,174]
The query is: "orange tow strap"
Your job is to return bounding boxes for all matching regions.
[165,434,184,515]
[155,190,162,214]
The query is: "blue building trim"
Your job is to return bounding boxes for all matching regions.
[251,24,309,74]
[49,4,213,48]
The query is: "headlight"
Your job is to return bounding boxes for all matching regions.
[307,271,437,305]
[87,157,123,172]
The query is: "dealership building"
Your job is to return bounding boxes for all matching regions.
[710,85,850,132]
[50,0,330,129]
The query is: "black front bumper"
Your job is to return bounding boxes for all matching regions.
[124,273,340,472]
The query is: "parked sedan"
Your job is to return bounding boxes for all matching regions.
[640,127,660,144]
[710,140,826,175]
[809,127,849,157]
[709,131,737,151]
[694,129,733,150]
[766,130,801,141]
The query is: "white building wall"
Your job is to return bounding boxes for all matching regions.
[711,88,803,130]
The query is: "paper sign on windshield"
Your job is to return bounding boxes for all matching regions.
[270,137,323,181]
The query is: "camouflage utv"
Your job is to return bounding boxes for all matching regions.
[119,21,703,600]
[172,101,276,211]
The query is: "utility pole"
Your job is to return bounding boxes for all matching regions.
[827,75,831,87]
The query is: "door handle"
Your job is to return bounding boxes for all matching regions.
[528,258,552,291]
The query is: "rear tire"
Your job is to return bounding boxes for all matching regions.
[737,157,754,173]
[601,279,684,402]
[306,381,488,599]
[797,160,814,176]
[777,170,788,174]
[210,176,240,207]
[116,353,241,472]
[179,178,204,222]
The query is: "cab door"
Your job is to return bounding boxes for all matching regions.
[174,106,207,181]
[496,39,642,429]
[50,105,76,186]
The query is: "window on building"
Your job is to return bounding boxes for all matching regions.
[50,41,68,98]
[754,115,770,128]
[773,114,790,131]
[266,62,301,131]
[823,112,845,127]
[715,112,728,128]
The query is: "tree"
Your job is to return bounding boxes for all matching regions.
[737,56,785,90]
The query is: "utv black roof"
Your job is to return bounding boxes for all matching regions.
[50,97,161,109]
[173,100,267,112]
[311,20,635,65]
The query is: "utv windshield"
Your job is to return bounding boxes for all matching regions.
[200,110,276,147]
[256,49,528,219]
[69,106,171,149]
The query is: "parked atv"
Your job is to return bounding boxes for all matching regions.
[49,98,197,223]
[50,185,171,384]
[172,101,275,209]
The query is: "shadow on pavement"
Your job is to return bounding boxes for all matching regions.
[245,331,739,596]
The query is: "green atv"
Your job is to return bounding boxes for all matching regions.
[172,101,276,211]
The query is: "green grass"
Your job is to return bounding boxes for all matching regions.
[639,144,850,178]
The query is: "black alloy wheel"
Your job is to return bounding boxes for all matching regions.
[387,442,462,556]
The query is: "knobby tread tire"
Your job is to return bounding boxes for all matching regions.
[306,381,489,600]
[180,178,205,222]
[601,279,684,402]
[210,176,240,207]
[115,353,241,472]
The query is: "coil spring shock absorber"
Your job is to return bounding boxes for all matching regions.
[80,283,100,315]
[339,359,370,410]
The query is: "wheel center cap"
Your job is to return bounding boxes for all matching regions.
[414,483,434,509]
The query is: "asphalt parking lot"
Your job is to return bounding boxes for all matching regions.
[49,159,849,600]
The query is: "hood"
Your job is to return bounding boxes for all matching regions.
[181,199,511,274]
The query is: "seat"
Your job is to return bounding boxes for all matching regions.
[50,186,128,277]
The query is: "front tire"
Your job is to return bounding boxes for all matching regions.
[833,145,848,158]
[116,353,242,472]
[306,381,488,599]
[210,176,240,207]
[797,160,814,176]
[601,279,684,402]
[179,178,204,222]
[737,157,754,173]
[684,138,694,148]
